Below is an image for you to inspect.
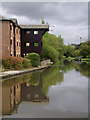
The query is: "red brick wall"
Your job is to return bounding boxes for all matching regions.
[0,21,21,59]
[15,27,21,57]
[0,21,2,58]
[0,21,10,59]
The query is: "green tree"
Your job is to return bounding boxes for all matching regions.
[42,32,62,62]
[75,49,80,57]
[41,18,45,24]
[64,44,75,57]
[79,42,90,57]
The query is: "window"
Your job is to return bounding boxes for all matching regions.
[10,25,12,32]
[23,53,25,57]
[26,43,30,46]
[34,31,38,35]
[10,39,12,44]
[26,31,30,35]
[17,42,18,46]
[10,52,12,56]
[17,53,18,57]
[19,41,20,46]
[34,43,38,47]
[17,85,18,89]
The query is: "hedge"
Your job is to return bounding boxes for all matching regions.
[2,57,31,70]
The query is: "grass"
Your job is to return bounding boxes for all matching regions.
[66,57,90,62]
[82,58,90,61]
[66,57,75,61]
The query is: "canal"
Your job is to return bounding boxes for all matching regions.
[2,61,89,118]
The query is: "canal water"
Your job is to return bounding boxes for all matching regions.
[2,61,89,118]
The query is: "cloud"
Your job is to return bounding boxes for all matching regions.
[1,2,88,44]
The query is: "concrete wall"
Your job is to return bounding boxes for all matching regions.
[40,59,52,66]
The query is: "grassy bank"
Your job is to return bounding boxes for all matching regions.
[82,58,90,61]
[66,57,90,62]
[66,57,75,61]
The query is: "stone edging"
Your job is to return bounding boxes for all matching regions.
[0,65,49,80]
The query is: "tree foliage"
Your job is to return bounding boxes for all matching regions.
[75,41,90,58]
[42,30,90,62]
[42,32,65,62]
[41,18,45,24]
[64,44,75,57]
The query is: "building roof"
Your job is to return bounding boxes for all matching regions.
[20,24,49,30]
[0,16,49,30]
[0,16,16,24]
[0,16,9,21]
[10,18,18,25]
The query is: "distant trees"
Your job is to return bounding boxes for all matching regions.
[64,44,75,57]
[42,28,90,62]
[64,41,90,58]
[75,49,80,57]
[75,41,90,58]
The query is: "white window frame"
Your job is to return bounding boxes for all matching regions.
[26,43,30,46]
[34,31,38,35]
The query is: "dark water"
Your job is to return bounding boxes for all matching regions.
[2,61,89,118]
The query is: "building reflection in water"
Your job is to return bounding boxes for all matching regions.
[2,72,49,115]
[2,84,21,114]
[2,84,21,115]
[21,72,49,102]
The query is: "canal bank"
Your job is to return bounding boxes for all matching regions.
[0,60,53,79]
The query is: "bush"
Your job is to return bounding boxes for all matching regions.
[2,57,31,70]
[26,53,40,67]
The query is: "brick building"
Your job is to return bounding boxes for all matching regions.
[0,16,49,59]
[0,16,21,58]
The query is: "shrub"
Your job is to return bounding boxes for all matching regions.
[26,53,40,67]
[2,57,31,70]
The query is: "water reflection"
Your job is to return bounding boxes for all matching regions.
[21,72,49,102]
[2,61,89,116]
[75,61,90,77]
[2,65,64,115]
[2,84,21,115]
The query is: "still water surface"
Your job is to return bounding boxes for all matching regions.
[2,61,89,118]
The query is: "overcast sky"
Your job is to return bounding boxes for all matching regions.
[0,2,88,45]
